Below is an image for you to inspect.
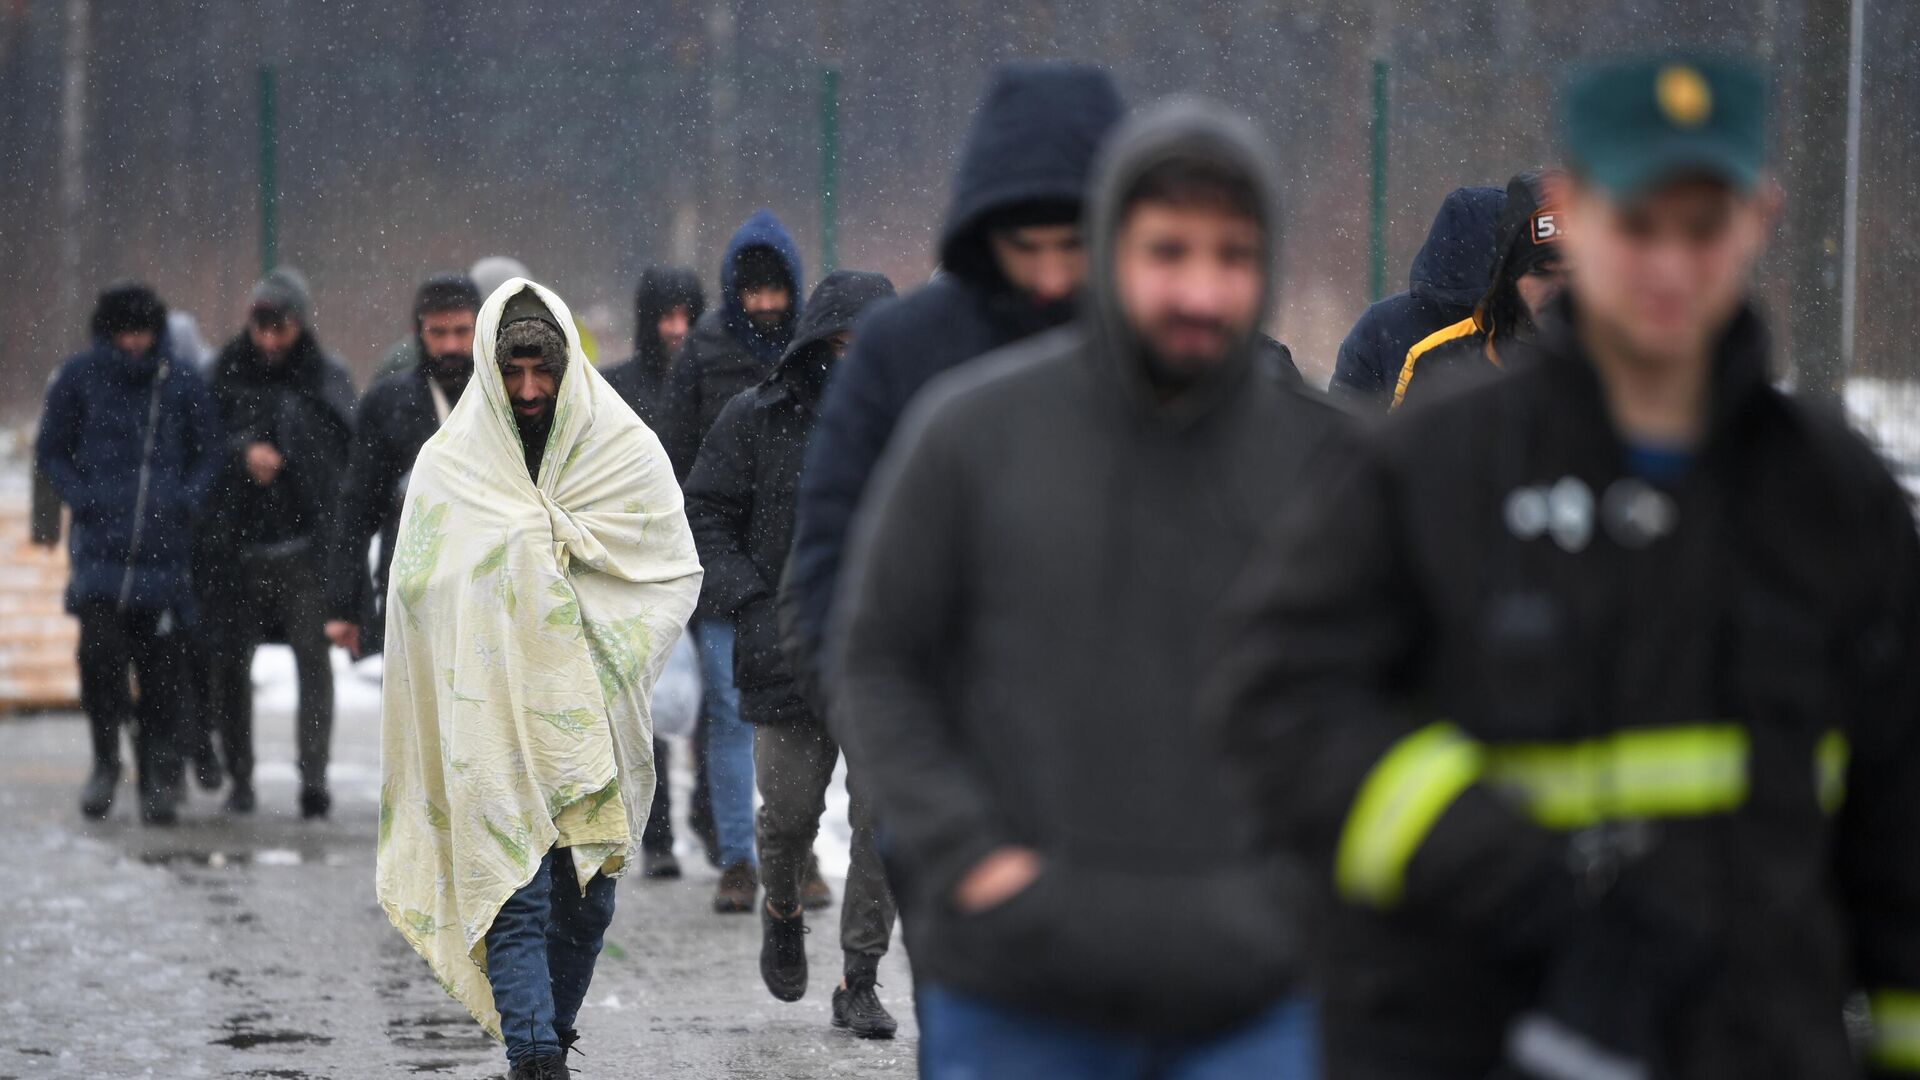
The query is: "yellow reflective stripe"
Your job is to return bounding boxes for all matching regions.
[1336,722,1484,908]
[1390,316,1482,411]
[1816,730,1850,815]
[1871,990,1920,1072]
[1482,725,1749,831]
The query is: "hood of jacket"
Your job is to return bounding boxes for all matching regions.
[1409,185,1507,308]
[634,266,706,360]
[765,270,897,400]
[939,62,1126,284]
[719,210,805,365]
[1083,97,1282,428]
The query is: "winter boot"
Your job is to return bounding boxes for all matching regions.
[713,860,758,914]
[642,847,682,879]
[139,772,180,827]
[299,784,331,820]
[760,899,810,1002]
[223,780,256,815]
[79,763,120,820]
[801,852,833,910]
[507,1052,570,1080]
[832,972,898,1039]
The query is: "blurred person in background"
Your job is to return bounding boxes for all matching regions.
[36,283,222,824]
[684,270,899,1036]
[1390,169,1569,411]
[604,264,707,879]
[202,266,356,819]
[834,99,1347,1078]
[664,209,807,915]
[1208,54,1920,1079]
[782,60,1125,723]
[1330,184,1507,409]
[326,273,481,662]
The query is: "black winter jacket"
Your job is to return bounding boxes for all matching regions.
[1206,299,1920,1079]
[684,271,896,724]
[325,363,447,653]
[832,101,1350,1036]
[1330,185,1505,409]
[781,62,1126,705]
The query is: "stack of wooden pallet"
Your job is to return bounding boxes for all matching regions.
[0,496,78,712]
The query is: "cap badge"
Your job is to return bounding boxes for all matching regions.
[1657,64,1713,129]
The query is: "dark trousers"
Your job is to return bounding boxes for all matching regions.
[755,718,896,974]
[484,848,618,1067]
[642,736,674,854]
[75,600,185,807]
[208,545,334,790]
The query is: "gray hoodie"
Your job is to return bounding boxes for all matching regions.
[831,98,1350,1034]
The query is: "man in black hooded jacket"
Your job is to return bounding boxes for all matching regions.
[781,61,1125,714]
[202,267,356,819]
[833,99,1347,1076]
[605,265,705,432]
[685,269,899,1037]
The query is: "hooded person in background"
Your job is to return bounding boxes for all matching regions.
[683,270,901,1036]
[601,265,707,878]
[832,99,1348,1078]
[661,209,806,915]
[605,266,705,431]
[36,283,223,824]
[202,266,356,819]
[1330,185,1507,409]
[378,278,700,1080]
[1390,169,1569,411]
[325,273,481,661]
[780,61,1125,717]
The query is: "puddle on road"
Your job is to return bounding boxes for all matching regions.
[211,1010,335,1051]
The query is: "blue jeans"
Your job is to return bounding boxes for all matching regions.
[483,848,618,1066]
[919,985,1318,1080]
[695,619,756,869]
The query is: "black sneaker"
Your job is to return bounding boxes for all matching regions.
[832,975,898,1039]
[760,900,810,1002]
[299,785,331,820]
[79,764,120,820]
[642,847,682,879]
[507,1052,571,1080]
[223,782,256,815]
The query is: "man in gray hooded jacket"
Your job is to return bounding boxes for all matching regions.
[831,99,1347,1076]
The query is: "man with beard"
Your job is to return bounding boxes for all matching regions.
[605,266,705,431]
[832,99,1347,1076]
[781,61,1124,716]
[326,273,481,660]
[662,209,806,914]
[203,267,356,818]
[378,278,700,1079]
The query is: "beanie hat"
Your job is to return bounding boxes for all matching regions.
[732,245,791,294]
[91,282,168,340]
[249,266,313,326]
[414,273,482,322]
[470,256,531,303]
[495,288,570,383]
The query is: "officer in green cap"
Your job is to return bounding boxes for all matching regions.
[1204,52,1920,1079]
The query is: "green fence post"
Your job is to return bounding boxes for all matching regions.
[258,64,278,275]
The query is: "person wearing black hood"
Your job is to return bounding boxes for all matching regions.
[832,99,1347,1076]
[1330,185,1507,409]
[202,266,357,819]
[605,266,705,431]
[37,283,224,824]
[663,210,807,914]
[324,273,481,661]
[1390,169,1569,411]
[683,270,900,1036]
[780,61,1124,718]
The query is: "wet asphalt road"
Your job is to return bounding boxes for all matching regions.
[0,649,917,1079]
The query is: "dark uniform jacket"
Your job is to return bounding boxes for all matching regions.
[1206,298,1920,1079]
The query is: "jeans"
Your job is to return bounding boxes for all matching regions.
[919,986,1318,1080]
[755,718,895,973]
[75,600,186,809]
[694,619,755,869]
[208,544,335,791]
[484,848,618,1067]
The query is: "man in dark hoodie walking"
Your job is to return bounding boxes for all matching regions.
[1330,185,1506,409]
[781,60,1125,714]
[325,272,481,662]
[684,270,900,1037]
[37,283,224,824]
[664,210,806,913]
[605,266,705,433]
[832,99,1347,1077]
[203,267,356,819]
